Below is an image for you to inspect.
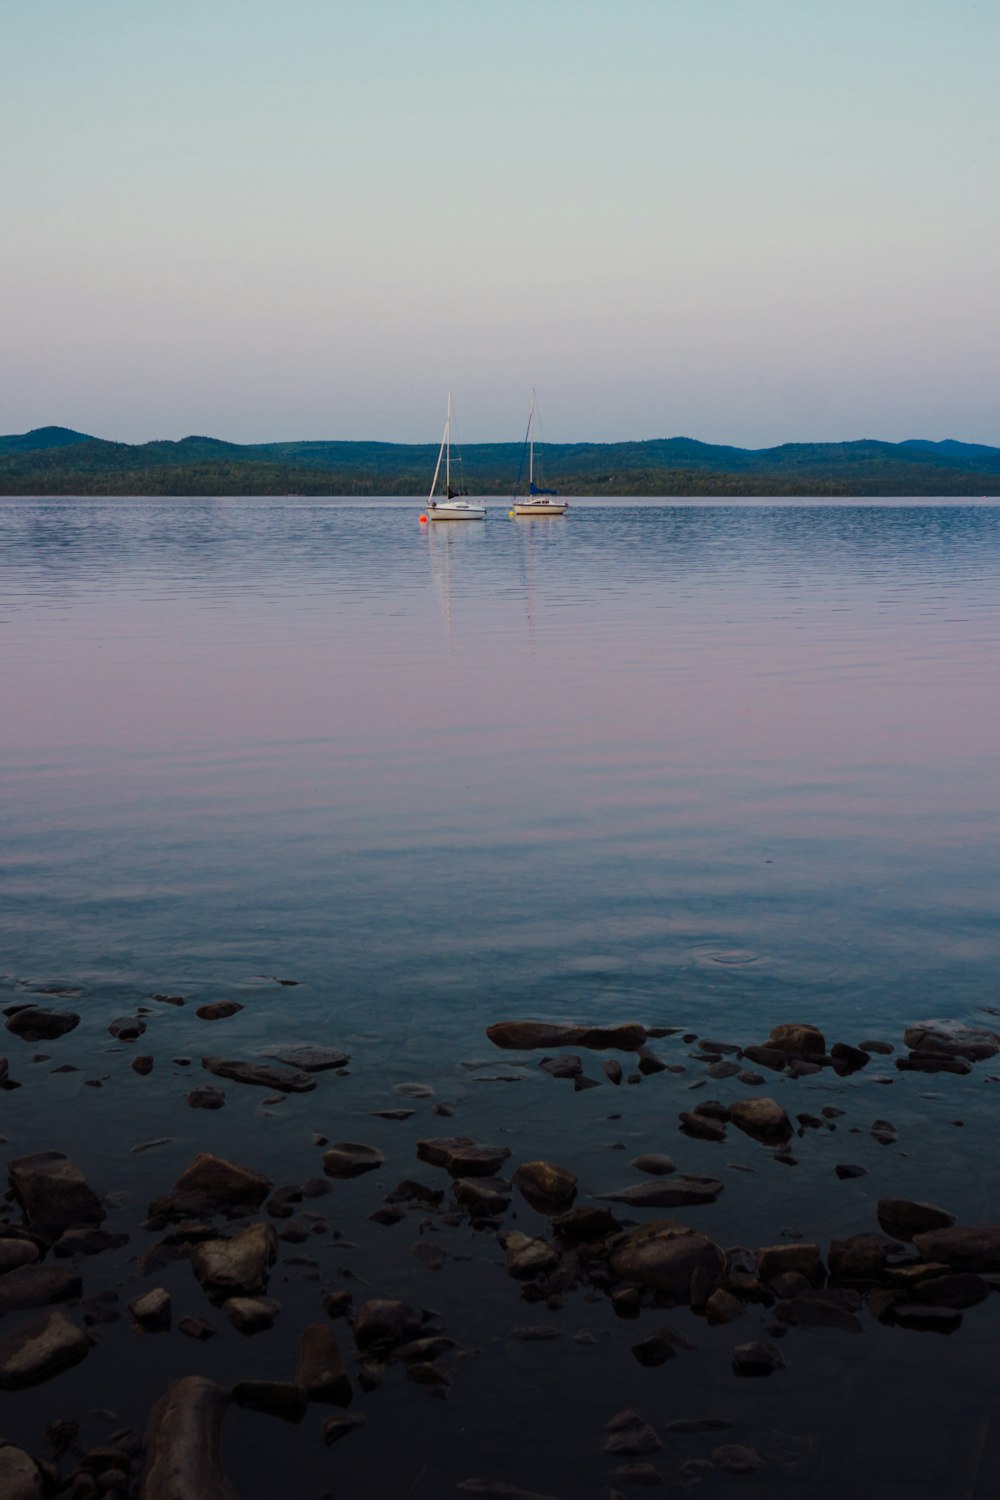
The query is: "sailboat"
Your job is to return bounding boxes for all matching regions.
[510,388,568,517]
[423,393,486,522]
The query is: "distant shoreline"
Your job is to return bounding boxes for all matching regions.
[3,426,1000,498]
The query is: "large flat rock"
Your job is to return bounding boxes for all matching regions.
[201,1057,316,1093]
[487,1020,648,1053]
[0,1309,90,1389]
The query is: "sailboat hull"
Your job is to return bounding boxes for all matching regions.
[512,500,568,516]
[427,503,486,521]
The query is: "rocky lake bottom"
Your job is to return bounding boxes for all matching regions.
[2,988,1000,1500]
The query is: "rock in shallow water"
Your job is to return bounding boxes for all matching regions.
[231,1380,306,1423]
[912,1225,1000,1272]
[322,1143,384,1178]
[768,1023,826,1056]
[601,1175,724,1209]
[732,1340,786,1376]
[8,1150,105,1237]
[486,1020,647,1052]
[130,1288,171,1332]
[902,1020,1000,1061]
[148,1153,271,1219]
[295,1322,352,1404]
[0,1309,90,1389]
[728,1098,793,1145]
[5,1008,80,1043]
[201,1057,316,1093]
[0,1445,45,1499]
[225,1296,281,1334]
[513,1161,578,1214]
[264,1043,350,1072]
[190,1222,277,1298]
[0,1264,82,1313]
[609,1221,725,1299]
[139,1379,239,1500]
[877,1199,955,1241]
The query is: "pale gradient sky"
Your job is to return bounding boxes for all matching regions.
[1,0,998,446]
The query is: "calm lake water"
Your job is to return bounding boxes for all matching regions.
[1,497,999,1498]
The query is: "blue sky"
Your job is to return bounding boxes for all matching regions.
[1,0,997,444]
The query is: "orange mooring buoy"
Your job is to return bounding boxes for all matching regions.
[419,514,428,524]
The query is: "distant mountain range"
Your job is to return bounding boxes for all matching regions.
[2,425,1000,496]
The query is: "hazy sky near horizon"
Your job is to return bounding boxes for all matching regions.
[2,0,998,447]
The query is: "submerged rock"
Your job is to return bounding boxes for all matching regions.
[453,1176,512,1217]
[775,1290,863,1333]
[5,1008,80,1043]
[322,1143,384,1178]
[148,1153,271,1219]
[109,1016,146,1041]
[295,1323,352,1404]
[604,1409,662,1456]
[322,1413,366,1446]
[552,1206,620,1241]
[196,1002,243,1021]
[631,1154,675,1177]
[486,1020,647,1052]
[201,1057,316,1093]
[732,1340,786,1376]
[231,1380,306,1423]
[897,1053,972,1075]
[679,1111,726,1143]
[264,1044,350,1072]
[601,1175,724,1209]
[876,1199,955,1241]
[0,1309,90,1389]
[187,1086,225,1110]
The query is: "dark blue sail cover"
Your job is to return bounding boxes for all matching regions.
[528,482,558,496]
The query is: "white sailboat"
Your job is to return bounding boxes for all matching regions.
[423,393,486,522]
[511,388,568,516]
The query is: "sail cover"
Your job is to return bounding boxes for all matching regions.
[528,482,558,496]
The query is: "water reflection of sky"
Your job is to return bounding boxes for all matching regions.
[1,498,999,1041]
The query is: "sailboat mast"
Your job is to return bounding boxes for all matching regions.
[445,390,452,495]
[529,387,535,488]
[429,398,448,501]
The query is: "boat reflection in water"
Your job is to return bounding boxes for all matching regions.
[424,513,485,653]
